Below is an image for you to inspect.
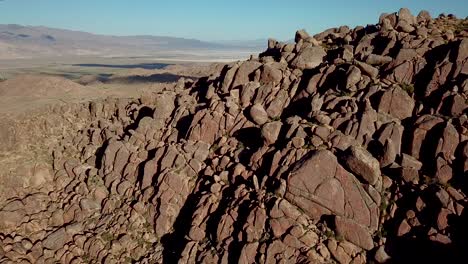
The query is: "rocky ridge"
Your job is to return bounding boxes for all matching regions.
[0,8,467,264]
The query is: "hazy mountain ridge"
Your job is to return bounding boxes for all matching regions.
[0,24,264,59]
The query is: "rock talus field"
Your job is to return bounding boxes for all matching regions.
[0,8,467,263]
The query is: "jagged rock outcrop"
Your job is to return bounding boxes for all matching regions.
[0,8,467,264]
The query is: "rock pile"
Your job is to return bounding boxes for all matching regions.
[0,8,467,263]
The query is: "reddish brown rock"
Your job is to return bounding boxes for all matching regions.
[334,216,374,250]
[435,122,460,160]
[285,150,379,230]
[446,94,467,116]
[295,29,310,42]
[437,208,451,230]
[366,54,392,66]
[377,86,415,120]
[400,154,423,170]
[409,115,445,159]
[261,121,282,145]
[379,138,397,167]
[345,65,362,90]
[43,228,69,250]
[342,146,381,186]
[232,61,262,89]
[397,219,411,236]
[1,8,468,264]
[250,103,269,125]
[187,112,220,144]
[430,233,452,244]
[399,167,420,183]
[291,46,327,70]
[260,64,283,85]
[0,210,25,232]
[417,10,432,23]
[377,122,404,156]
[435,159,453,184]
[327,239,352,264]
[355,60,379,79]
[153,92,176,120]
[239,243,259,264]
[222,64,239,92]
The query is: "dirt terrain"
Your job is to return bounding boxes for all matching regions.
[0,61,226,114]
[0,8,467,264]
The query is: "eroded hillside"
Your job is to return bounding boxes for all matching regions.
[0,9,467,264]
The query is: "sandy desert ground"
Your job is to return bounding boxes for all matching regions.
[0,55,234,114]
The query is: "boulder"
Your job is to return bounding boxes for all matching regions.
[250,104,269,125]
[379,138,397,167]
[377,86,415,119]
[409,115,445,159]
[221,64,239,92]
[262,121,282,145]
[153,92,176,120]
[43,228,69,250]
[345,65,361,90]
[374,245,391,263]
[285,150,379,230]
[334,216,374,250]
[0,210,25,232]
[398,8,416,25]
[232,61,262,88]
[291,46,326,70]
[355,60,379,79]
[342,146,381,186]
[417,10,432,23]
[295,29,310,43]
[260,64,283,85]
[366,54,392,66]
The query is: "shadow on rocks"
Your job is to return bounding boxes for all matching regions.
[383,183,468,264]
[385,235,467,264]
[160,179,209,263]
[233,127,263,165]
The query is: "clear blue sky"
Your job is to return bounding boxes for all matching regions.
[0,0,466,41]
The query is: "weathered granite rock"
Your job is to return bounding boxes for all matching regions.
[250,103,269,125]
[377,86,415,119]
[342,146,381,186]
[285,150,379,230]
[291,46,327,70]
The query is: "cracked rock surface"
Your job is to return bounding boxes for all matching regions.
[0,8,467,264]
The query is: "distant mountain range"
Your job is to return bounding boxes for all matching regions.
[0,24,265,60]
